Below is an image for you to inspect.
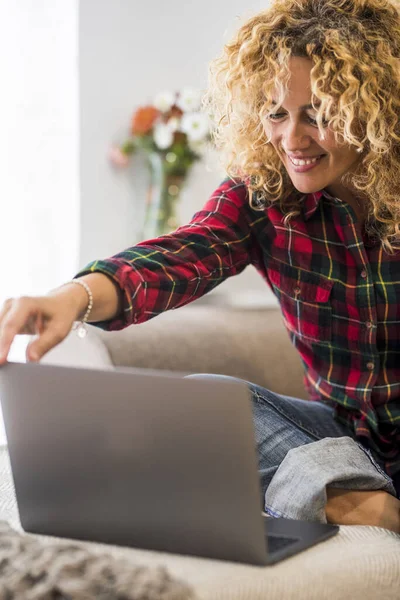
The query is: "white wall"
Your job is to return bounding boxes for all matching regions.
[0,0,80,300]
[78,0,277,307]
[0,0,79,443]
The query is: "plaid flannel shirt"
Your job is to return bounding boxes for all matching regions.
[75,177,400,475]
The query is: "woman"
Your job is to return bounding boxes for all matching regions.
[0,0,399,531]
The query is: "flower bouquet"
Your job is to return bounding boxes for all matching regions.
[109,88,212,239]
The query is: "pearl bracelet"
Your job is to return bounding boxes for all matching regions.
[68,279,94,338]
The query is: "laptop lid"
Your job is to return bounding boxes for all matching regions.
[0,361,269,565]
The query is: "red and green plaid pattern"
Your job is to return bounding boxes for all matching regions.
[75,177,400,475]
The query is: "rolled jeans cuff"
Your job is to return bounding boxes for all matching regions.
[264,436,397,523]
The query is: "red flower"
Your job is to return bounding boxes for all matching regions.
[131,106,160,135]
[108,145,130,168]
[158,105,183,126]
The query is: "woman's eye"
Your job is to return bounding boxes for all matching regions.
[267,114,325,127]
[308,116,329,127]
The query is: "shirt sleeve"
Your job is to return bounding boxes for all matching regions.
[73,179,256,331]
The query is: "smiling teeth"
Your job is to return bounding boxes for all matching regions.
[290,156,321,166]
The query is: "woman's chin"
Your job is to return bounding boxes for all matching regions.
[291,181,323,194]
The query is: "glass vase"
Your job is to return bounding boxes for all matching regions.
[141,152,186,240]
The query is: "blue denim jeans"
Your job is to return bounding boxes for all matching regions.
[185,373,399,523]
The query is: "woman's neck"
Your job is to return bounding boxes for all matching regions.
[325,186,369,227]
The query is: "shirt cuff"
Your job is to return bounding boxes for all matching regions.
[74,259,143,330]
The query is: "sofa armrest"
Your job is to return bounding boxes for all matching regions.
[91,305,308,399]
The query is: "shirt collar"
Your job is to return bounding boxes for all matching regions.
[301,188,342,221]
[248,182,337,222]
[301,190,324,221]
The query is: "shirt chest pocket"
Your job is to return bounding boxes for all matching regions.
[267,263,334,343]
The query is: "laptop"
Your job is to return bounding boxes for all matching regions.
[0,360,338,566]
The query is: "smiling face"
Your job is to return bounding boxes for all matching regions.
[265,56,363,202]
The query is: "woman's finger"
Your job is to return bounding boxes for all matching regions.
[0,298,41,364]
[26,321,70,362]
[36,312,44,335]
[0,298,14,328]
[24,312,44,336]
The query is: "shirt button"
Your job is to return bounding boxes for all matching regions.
[366,361,375,370]
[365,321,374,329]
[361,270,367,278]
[294,287,301,296]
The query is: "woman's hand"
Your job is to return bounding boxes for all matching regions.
[0,287,87,365]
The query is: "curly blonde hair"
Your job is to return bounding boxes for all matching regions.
[202,0,400,253]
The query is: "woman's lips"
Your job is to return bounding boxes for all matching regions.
[287,154,326,173]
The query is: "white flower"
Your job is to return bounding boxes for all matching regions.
[153,91,176,113]
[176,88,202,112]
[188,138,207,156]
[180,112,210,142]
[154,123,174,149]
[166,116,180,132]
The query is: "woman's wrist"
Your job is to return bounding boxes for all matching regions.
[47,273,122,323]
[47,281,90,321]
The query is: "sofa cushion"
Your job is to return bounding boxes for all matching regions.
[93,306,308,400]
[40,324,114,370]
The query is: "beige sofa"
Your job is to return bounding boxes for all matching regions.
[1,304,399,598]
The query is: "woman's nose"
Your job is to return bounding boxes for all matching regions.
[282,120,311,150]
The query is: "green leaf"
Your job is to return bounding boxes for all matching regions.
[121,139,136,155]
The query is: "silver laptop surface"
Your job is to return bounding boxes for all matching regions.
[0,361,338,565]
